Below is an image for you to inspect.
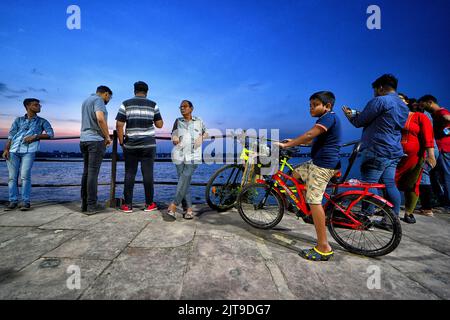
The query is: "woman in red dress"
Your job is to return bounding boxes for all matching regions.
[396,95,436,224]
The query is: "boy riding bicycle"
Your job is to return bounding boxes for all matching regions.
[278,91,342,261]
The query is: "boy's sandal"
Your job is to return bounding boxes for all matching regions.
[299,247,334,261]
[184,211,194,220]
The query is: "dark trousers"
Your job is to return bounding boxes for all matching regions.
[123,147,156,205]
[80,141,106,208]
[436,152,450,206]
[419,185,433,210]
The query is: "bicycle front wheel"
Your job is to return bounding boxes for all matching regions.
[327,194,402,257]
[237,183,284,229]
[205,164,244,211]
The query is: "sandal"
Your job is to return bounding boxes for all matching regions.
[298,247,334,261]
[418,209,434,217]
[184,210,194,220]
[163,209,176,221]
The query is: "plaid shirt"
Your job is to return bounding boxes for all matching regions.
[8,114,54,153]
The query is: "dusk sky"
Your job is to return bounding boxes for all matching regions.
[1,0,449,152]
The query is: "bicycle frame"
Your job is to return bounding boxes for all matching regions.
[256,170,394,230]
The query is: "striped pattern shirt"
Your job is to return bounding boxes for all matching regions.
[115,96,163,149]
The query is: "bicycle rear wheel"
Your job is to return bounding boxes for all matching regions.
[205,164,244,211]
[237,183,284,229]
[327,194,402,257]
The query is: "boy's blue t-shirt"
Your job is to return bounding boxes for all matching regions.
[311,111,342,169]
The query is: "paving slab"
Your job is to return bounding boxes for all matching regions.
[381,237,450,274]
[40,211,114,231]
[195,209,262,238]
[0,201,448,300]
[81,246,190,300]
[403,272,450,300]
[400,213,450,255]
[180,235,281,300]
[44,214,149,260]
[0,226,35,244]
[130,218,196,249]
[266,242,440,300]
[0,207,71,227]
[0,228,80,277]
[0,258,110,300]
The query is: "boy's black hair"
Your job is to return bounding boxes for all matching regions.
[371,74,398,91]
[309,91,336,109]
[418,94,438,104]
[134,81,149,94]
[23,98,40,108]
[96,85,113,95]
[181,100,194,109]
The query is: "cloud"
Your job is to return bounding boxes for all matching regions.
[0,82,48,97]
[27,87,47,93]
[246,82,264,91]
[0,82,8,92]
[3,95,20,99]
[31,68,44,76]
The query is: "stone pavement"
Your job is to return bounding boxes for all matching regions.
[0,201,449,300]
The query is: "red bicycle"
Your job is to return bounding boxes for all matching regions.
[236,143,402,257]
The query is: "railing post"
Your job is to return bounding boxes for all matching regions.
[109,130,118,208]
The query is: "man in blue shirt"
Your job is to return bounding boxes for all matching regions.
[343,74,409,221]
[2,98,54,211]
[80,86,113,214]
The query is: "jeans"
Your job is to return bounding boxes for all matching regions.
[436,151,450,206]
[360,149,402,216]
[80,141,106,207]
[174,163,198,208]
[6,152,36,204]
[123,147,156,205]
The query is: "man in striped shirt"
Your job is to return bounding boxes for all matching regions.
[116,81,163,213]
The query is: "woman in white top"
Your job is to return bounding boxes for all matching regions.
[165,100,207,220]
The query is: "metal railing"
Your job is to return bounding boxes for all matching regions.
[0,132,360,207]
[0,131,245,207]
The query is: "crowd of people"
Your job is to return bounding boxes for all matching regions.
[1,75,449,261]
[2,81,207,221]
[278,74,449,261]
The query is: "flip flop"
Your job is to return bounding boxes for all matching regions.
[184,211,194,220]
[299,247,334,261]
[163,210,176,221]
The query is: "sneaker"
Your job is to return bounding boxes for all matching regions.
[4,202,18,211]
[81,199,87,213]
[144,203,158,212]
[85,204,106,215]
[403,214,416,224]
[19,203,31,211]
[120,204,133,213]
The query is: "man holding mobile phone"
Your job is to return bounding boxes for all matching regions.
[342,74,409,227]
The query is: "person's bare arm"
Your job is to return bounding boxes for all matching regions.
[443,114,450,124]
[278,125,325,148]
[116,121,126,146]
[426,147,437,168]
[96,111,112,146]
[2,139,12,160]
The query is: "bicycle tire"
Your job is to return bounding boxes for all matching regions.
[237,182,284,229]
[327,194,402,257]
[205,164,244,211]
